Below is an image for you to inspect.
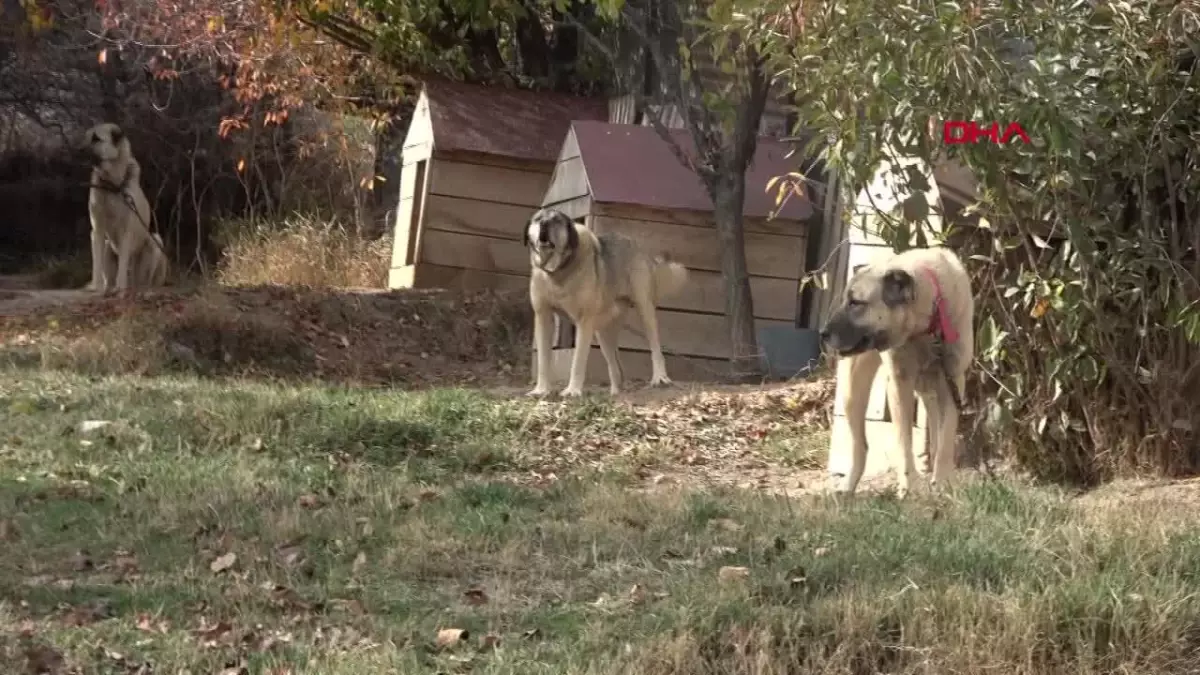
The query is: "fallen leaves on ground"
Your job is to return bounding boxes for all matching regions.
[0,285,533,387]
[519,377,834,487]
[435,628,468,649]
[210,552,238,574]
[718,566,751,583]
[21,630,65,675]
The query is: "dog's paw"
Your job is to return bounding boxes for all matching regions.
[526,387,553,399]
[929,474,954,493]
[895,478,920,500]
[831,473,857,497]
[559,386,585,398]
[648,376,673,388]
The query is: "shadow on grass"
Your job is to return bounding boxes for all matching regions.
[2,369,522,479]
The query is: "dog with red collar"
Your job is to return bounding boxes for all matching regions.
[820,246,974,497]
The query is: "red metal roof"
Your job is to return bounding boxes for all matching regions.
[423,78,609,163]
[570,120,815,221]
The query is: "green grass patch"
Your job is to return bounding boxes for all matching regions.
[2,368,1200,673]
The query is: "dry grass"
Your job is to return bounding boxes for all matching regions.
[29,250,93,290]
[217,215,391,288]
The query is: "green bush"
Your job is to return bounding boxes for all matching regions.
[748,0,1200,483]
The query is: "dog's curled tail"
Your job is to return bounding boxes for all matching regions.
[652,253,688,301]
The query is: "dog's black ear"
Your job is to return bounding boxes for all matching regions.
[565,218,579,250]
[110,126,124,144]
[880,269,915,308]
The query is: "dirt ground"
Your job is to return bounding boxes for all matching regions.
[2,276,1197,503]
[0,274,97,315]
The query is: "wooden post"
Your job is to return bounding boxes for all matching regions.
[827,152,944,480]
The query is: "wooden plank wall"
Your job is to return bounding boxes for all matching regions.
[390,148,554,292]
[547,202,810,383]
[388,143,431,276]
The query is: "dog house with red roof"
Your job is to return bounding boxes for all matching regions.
[539,120,822,383]
[388,79,608,292]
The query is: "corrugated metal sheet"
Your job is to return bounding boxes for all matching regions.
[423,78,608,163]
[572,120,815,221]
[607,94,638,125]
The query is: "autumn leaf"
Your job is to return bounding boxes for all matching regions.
[1030,298,1051,319]
[718,566,750,582]
[22,637,65,675]
[462,586,489,605]
[479,633,501,650]
[710,518,743,532]
[62,601,112,626]
[135,613,169,633]
[70,549,94,572]
[210,551,237,573]
[236,158,246,173]
[297,493,322,509]
[97,49,107,65]
[112,551,140,577]
[0,518,20,541]
[435,627,468,649]
[195,619,233,646]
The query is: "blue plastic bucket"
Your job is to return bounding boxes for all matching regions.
[757,326,823,380]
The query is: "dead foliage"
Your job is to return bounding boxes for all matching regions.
[517,379,834,485]
[1,284,532,386]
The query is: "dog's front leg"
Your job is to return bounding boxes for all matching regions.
[89,228,108,292]
[560,317,596,398]
[881,353,919,498]
[114,234,137,294]
[835,351,879,495]
[528,306,556,397]
[596,322,624,395]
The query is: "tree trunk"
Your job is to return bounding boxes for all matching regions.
[711,171,760,378]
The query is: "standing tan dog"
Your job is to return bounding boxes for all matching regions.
[85,123,166,294]
[820,246,974,497]
[525,208,688,398]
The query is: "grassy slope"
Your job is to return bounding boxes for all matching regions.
[3,369,1200,674]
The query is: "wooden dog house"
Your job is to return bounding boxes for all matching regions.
[388,79,608,291]
[539,120,822,383]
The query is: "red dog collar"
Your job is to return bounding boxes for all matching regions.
[921,267,959,344]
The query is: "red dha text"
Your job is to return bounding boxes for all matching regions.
[942,121,1031,145]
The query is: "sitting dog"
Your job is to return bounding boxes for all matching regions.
[91,231,169,291]
[85,123,165,294]
[820,246,974,497]
[525,208,688,398]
